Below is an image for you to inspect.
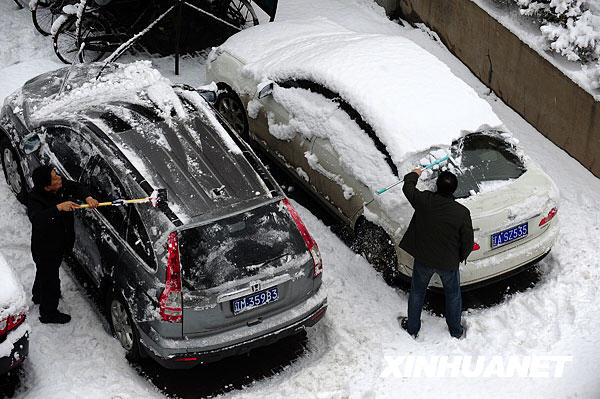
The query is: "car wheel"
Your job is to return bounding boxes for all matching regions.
[109,294,141,362]
[0,139,28,204]
[353,219,399,285]
[216,89,249,140]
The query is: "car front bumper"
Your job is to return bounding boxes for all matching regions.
[0,327,29,374]
[139,288,327,369]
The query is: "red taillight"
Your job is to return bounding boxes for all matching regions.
[159,232,183,323]
[473,242,480,251]
[176,357,198,362]
[282,199,323,278]
[0,313,26,336]
[539,207,558,227]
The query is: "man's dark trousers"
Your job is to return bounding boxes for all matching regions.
[32,255,63,318]
[407,259,463,338]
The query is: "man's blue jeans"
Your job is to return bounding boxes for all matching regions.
[407,259,463,338]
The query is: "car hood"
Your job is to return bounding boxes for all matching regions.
[0,254,26,319]
[214,17,502,165]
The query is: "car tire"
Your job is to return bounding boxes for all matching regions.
[109,292,142,362]
[353,219,399,285]
[216,88,249,140]
[1,139,28,204]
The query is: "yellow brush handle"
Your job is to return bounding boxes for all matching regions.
[77,197,150,208]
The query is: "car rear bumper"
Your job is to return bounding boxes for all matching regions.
[139,288,327,369]
[397,219,558,289]
[0,328,29,374]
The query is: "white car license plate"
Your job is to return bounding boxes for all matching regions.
[491,222,528,249]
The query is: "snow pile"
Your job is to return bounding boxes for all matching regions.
[216,18,502,164]
[515,0,600,62]
[30,61,187,122]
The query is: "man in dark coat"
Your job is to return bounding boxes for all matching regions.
[28,165,98,324]
[399,168,474,338]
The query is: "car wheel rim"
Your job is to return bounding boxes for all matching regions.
[218,97,246,135]
[111,300,134,351]
[3,148,22,194]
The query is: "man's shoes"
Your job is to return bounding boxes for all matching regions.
[39,311,71,324]
[452,325,467,339]
[398,316,418,338]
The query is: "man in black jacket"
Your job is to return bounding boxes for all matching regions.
[399,169,474,338]
[28,165,98,324]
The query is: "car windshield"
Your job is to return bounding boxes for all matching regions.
[178,201,307,290]
[422,131,526,198]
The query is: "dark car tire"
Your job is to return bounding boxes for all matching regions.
[216,88,249,140]
[353,219,399,285]
[0,139,28,204]
[109,293,142,362]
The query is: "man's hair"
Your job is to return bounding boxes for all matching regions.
[436,171,458,196]
[32,165,54,191]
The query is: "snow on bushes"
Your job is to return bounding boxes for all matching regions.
[515,0,600,63]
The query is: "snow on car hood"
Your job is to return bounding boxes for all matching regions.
[0,253,26,319]
[216,17,503,164]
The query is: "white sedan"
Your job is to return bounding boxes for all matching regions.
[206,18,559,289]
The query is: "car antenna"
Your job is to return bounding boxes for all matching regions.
[95,4,176,80]
[58,42,86,97]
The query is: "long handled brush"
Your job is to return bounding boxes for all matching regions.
[376,156,456,195]
[77,188,167,209]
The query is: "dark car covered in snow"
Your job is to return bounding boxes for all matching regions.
[0,62,327,369]
[0,253,28,376]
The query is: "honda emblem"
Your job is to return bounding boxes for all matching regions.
[251,282,261,293]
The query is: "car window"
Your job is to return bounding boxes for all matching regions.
[126,207,156,270]
[82,157,129,235]
[44,125,94,180]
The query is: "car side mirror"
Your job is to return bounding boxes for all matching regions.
[256,81,274,99]
[22,133,41,155]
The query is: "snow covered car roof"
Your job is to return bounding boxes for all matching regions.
[0,253,26,320]
[7,62,276,222]
[215,17,502,164]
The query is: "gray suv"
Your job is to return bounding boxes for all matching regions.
[0,63,327,369]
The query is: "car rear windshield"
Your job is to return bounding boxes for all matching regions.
[421,132,526,198]
[178,201,307,290]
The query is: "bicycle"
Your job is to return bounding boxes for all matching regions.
[53,0,259,64]
[31,0,72,36]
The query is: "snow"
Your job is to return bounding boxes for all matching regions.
[216,17,503,164]
[1,0,600,397]
[0,254,27,322]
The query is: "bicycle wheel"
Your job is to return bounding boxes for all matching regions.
[76,13,110,63]
[222,0,259,29]
[54,14,108,64]
[32,0,59,36]
[53,15,78,63]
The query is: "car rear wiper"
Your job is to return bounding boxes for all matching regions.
[244,253,291,272]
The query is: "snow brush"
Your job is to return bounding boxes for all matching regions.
[376,156,451,195]
[77,188,167,209]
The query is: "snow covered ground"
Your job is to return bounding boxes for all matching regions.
[1,0,600,398]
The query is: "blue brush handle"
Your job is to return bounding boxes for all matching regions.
[376,155,449,195]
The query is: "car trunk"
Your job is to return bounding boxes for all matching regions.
[177,200,316,335]
[461,162,558,262]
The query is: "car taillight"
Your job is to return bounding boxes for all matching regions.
[473,242,480,251]
[282,199,323,277]
[0,313,26,335]
[159,232,182,323]
[539,207,558,227]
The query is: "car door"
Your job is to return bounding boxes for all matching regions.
[247,83,315,184]
[77,156,129,286]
